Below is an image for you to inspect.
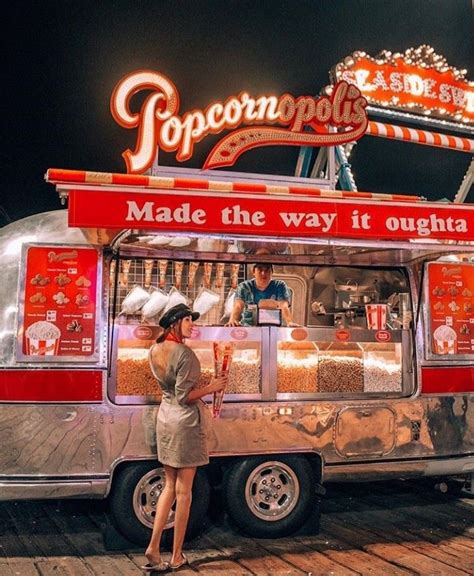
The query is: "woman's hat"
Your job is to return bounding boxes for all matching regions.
[159,303,199,329]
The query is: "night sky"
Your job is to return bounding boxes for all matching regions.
[2,0,473,226]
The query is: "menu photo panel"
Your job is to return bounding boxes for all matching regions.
[427,261,474,357]
[17,244,101,362]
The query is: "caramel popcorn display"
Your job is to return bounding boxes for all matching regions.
[277,355,319,393]
[318,354,364,393]
[116,352,161,397]
[228,359,260,394]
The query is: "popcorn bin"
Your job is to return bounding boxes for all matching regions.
[25,321,61,356]
[433,325,457,355]
[365,304,388,330]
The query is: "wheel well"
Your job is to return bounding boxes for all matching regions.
[209,452,323,487]
[106,452,323,496]
[106,458,158,498]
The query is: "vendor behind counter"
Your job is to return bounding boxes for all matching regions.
[227,263,297,327]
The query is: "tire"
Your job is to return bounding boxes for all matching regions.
[224,455,317,538]
[109,461,210,547]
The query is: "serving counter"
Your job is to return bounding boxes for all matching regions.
[110,324,413,404]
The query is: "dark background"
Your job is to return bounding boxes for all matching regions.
[2,0,473,225]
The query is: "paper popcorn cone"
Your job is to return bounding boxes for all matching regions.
[212,342,234,418]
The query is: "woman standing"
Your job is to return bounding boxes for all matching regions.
[142,303,227,572]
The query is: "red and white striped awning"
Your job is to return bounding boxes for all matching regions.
[367,121,474,153]
[46,168,423,203]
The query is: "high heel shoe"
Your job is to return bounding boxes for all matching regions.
[169,553,189,570]
[140,560,170,572]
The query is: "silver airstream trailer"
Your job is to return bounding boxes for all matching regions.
[1,169,473,544]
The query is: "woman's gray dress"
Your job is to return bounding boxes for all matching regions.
[150,343,209,468]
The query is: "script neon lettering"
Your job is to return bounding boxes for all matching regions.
[111,71,368,173]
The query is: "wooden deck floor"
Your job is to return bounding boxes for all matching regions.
[1,478,473,575]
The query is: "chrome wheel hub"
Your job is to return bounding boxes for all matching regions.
[132,467,175,529]
[245,461,300,521]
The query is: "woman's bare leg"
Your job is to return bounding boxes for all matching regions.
[170,467,196,565]
[145,465,177,564]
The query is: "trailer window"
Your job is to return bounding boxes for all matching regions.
[108,258,413,404]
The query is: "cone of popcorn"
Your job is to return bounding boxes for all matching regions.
[433,324,457,355]
[365,304,388,330]
[212,342,234,418]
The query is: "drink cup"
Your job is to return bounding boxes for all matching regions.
[365,304,388,330]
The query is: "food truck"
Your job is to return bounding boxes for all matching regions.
[1,52,473,544]
[1,166,473,545]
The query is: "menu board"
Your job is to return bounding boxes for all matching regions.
[427,262,474,356]
[18,245,100,362]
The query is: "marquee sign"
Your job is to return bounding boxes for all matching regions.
[65,185,474,243]
[332,45,473,124]
[110,71,368,174]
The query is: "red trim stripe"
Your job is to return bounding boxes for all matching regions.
[114,173,145,186]
[233,182,267,193]
[421,366,474,394]
[288,186,322,195]
[367,121,474,153]
[0,370,103,402]
[175,178,209,189]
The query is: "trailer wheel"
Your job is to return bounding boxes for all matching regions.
[223,455,317,538]
[109,461,210,547]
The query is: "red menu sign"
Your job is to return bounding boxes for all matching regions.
[19,245,100,361]
[427,262,474,356]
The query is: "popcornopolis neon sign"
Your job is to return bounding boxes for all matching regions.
[110,70,368,174]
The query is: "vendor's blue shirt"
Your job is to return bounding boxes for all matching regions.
[235,279,291,325]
